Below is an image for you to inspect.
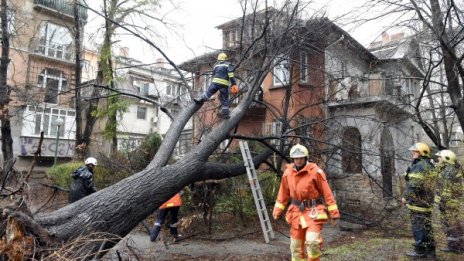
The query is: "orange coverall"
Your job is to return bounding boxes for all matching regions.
[160,193,183,209]
[273,163,340,261]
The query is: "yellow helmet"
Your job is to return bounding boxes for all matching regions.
[217,52,228,61]
[290,144,309,158]
[436,150,457,164]
[408,142,430,157]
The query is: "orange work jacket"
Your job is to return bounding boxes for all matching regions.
[160,193,183,209]
[273,163,340,229]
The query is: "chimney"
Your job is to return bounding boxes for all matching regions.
[381,32,390,44]
[155,58,165,68]
[119,47,129,57]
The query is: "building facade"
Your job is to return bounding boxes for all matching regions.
[181,11,425,219]
[2,0,87,169]
[85,49,193,158]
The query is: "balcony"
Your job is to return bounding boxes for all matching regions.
[30,37,74,64]
[230,90,266,119]
[34,0,88,22]
[326,75,414,114]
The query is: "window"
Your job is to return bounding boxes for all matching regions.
[263,120,282,145]
[38,68,68,104]
[142,83,149,96]
[300,53,309,83]
[137,106,147,119]
[273,57,290,86]
[82,59,91,70]
[166,83,185,97]
[225,30,238,47]
[36,22,73,60]
[176,129,192,157]
[342,127,362,173]
[0,8,15,35]
[24,105,75,138]
[450,132,461,147]
[202,75,211,93]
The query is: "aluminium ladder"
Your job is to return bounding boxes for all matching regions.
[239,141,275,243]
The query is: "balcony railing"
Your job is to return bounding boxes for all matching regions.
[31,37,74,62]
[327,76,414,110]
[34,0,88,21]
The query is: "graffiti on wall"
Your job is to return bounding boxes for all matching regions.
[20,137,75,157]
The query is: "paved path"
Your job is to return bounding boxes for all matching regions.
[102,223,351,260]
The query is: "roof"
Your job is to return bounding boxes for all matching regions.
[369,35,424,77]
[305,18,378,61]
[369,35,415,59]
[179,13,382,72]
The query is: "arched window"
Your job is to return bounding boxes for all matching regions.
[342,127,362,173]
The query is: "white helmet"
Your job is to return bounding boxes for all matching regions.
[85,157,98,166]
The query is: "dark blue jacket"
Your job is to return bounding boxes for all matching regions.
[405,157,434,210]
[211,61,236,86]
[69,166,96,203]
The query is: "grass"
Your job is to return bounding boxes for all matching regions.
[324,231,464,261]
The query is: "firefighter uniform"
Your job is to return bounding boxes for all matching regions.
[404,143,436,258]
[150,193,183,242]
[194,52,237,119]
[273,145,340,261]
[435,150,464,253]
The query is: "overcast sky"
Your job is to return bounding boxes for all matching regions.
[83,0,395,64]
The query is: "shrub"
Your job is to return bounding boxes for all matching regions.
[48,133,163,190]
[47,162,111,190]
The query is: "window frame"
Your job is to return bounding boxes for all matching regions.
[37,22,73,61]
[273,56,290,87]
[24,105,75,138]
[38,68,68,104]
[300,53,309,84]
[136,106,147,120]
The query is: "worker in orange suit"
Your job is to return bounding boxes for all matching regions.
[273,144,340,261]
[150,193,183,242]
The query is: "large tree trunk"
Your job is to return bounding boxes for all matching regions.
[0,0,13,178]
[35,72,270,257]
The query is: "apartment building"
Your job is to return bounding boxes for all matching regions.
[2,0,87,169]
[83,48,193,158]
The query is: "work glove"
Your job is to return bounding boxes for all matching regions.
[230,84,239,94]
[272,209,281,220]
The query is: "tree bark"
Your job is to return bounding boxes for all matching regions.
[0,0,13,179]
[74,0,83,156]
[34,71,269,257]
[428,0,464,131]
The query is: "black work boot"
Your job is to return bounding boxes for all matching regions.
[173,234,183,243]
[150,225,161,242]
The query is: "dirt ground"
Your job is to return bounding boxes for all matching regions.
[102,215,353,261]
